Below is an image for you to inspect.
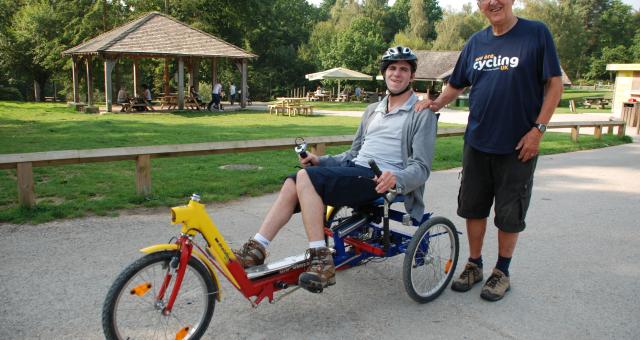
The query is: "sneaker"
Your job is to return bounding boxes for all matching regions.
[298,247,335,293]
[451,262,483,292]
[480,268,511,301]
[232,239,266,268]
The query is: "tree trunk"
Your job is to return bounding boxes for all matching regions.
[33,80,41,102]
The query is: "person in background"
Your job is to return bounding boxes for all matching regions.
[229,83,237,105]
[141,84,155,111]
[117,86,129,112]
[415,0,563,302]
[208,81,223,111]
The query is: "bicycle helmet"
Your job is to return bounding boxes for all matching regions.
[380,46,418,74]
[380,46,418,96]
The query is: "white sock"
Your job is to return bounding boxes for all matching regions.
[253,233,270,248]
[309,240,326,249]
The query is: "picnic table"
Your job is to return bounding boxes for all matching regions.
[335,93,350,102]
[120,97,155,112]
[160,95,178,110]
[269,97,313,116]
[582,97,611,109]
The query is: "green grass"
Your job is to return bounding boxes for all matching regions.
[0,101,630,223]
[449,88,614,114]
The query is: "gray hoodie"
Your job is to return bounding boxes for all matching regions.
[318,93,438,221]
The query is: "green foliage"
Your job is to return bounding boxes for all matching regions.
[586,45,633,80]
[432,5,486,51]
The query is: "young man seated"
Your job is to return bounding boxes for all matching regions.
[234,46,438,293]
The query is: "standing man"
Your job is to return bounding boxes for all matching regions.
[208,80,223,111]
[416,0,563,301]
[229,83,237,105]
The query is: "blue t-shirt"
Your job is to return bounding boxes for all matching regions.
[448,18,562,154]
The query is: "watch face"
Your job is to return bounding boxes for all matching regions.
[537,124,546,133]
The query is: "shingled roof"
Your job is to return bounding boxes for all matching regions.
[414,51,461,81]
[63,11,256,59]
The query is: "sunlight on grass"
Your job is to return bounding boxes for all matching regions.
[0,101,630,223]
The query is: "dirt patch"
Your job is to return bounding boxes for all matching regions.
[219,164,263,171]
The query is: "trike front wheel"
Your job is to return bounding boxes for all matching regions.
[403,217,459,303]
[102,250,217,340]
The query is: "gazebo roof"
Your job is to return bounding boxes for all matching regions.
[62,11,256,59]
[414,51,461,81]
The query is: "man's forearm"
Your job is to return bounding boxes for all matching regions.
[536,76,563,124]
[432,84,465,111]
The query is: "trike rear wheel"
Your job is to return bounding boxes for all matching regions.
[102,250,217,340]
[403,217,459,303]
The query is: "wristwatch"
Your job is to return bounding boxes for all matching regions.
[535,123,547,134]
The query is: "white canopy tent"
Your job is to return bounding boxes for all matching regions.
[305,67,372,95]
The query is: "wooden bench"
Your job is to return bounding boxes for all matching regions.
[547,120,625,142]
[0,129,466,208]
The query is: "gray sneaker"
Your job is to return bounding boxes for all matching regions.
[451,262,483,292]
[480,268,511,301]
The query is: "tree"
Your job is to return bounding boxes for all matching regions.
[334,16,387,74]
[431,5,486,51]
[586,45,633,80]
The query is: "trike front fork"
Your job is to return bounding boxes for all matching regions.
[157,235,193,315]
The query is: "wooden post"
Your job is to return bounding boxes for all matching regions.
[571,126,579,142]
[71,56,80,103]
[133,59,139,97]
[178,57,184,110]
[85,55,93,106]
[192,58,200,93]
[618,123,626,137]
[136,155,152,196]
[241,59,248,108]
[163,59,170,96]
[17,162,35,208]
[594,125,602,139]
[311,143,326,156]
[104,59,116,112]
[211,58,218,85]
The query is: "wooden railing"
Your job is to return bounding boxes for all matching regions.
[0,119,626,208]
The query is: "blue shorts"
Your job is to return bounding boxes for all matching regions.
[288,163,382,208]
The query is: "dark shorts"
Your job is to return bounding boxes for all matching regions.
[287,163,382,209]
[457,144,537,233]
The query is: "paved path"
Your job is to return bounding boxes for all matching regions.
[1,138,638,338]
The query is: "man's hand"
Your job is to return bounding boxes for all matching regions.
[374,171,397,193]
[414,98,442,112]
[515,128,543,162]
[299,152,319,167]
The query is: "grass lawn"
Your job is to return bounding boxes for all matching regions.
[0,101,630,223]
[271,100,371,111]
[449,88,614,114]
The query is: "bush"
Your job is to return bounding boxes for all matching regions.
[0,86,24,101]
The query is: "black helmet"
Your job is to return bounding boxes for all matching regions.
[380,46,418,74]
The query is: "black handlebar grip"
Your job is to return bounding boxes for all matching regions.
[368,159,382,177]
[299,150,308,158]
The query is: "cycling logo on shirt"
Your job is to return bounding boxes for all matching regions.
[473,54,519,72]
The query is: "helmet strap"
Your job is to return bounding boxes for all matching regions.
[388,85,412,97]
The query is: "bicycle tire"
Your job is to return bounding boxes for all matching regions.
[102,250,217,340]
[403,216,459,303]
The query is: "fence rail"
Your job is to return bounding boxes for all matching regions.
[0,120,625,208]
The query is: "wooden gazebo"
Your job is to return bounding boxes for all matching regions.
[62,11,257,111]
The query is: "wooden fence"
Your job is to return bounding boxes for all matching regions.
[0,120,626,208]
